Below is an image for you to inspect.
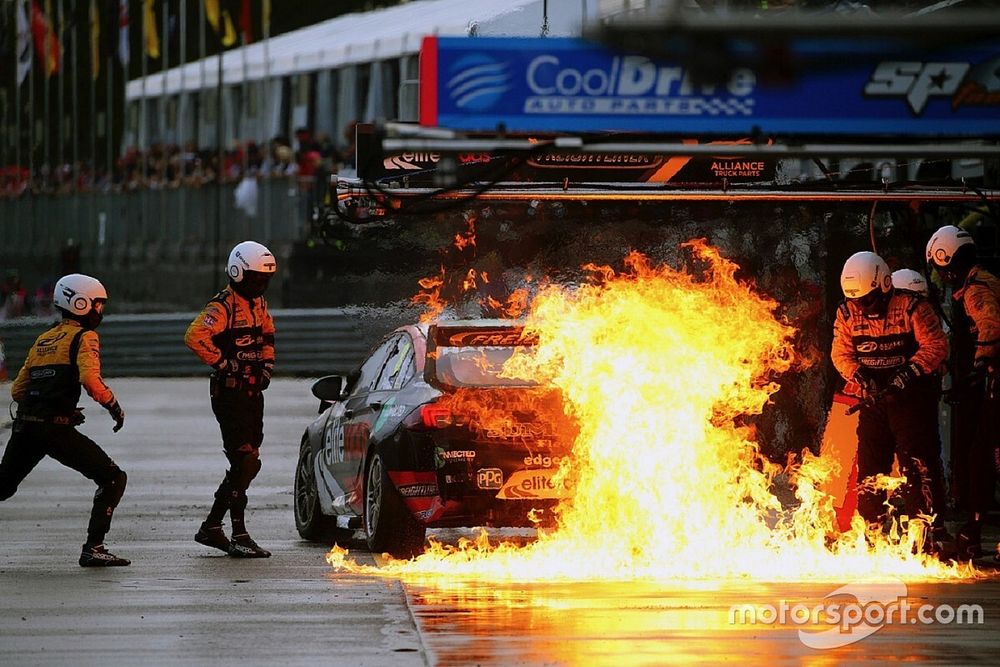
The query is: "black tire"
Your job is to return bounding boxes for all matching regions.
[294,435,352,545]
[363,449,426,558]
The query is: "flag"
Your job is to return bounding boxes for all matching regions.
[221,9,236,46]
[205,0,236,47]
[143,0,159,58]
[30,0,60,76]
[118,0,129,65]
[90,0,100,80]
[204,0,220,32]
[239,0,251,44]
[16,1,31,85]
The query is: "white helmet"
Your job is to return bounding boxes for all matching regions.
[891,268,929,297]
[925,225,974,268]
[53,273,108,316]
[840,251,892,299]
[227,241,277,282]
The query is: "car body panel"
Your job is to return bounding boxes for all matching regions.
[303,319,574,530]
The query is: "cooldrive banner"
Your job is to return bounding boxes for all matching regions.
[419,36,1000,136]
[358,125,777,184]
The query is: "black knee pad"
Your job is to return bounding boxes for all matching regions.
[230,450,262,493]
[214,472,234,501]
[94,467,127,508]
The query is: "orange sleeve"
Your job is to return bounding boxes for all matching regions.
[10,358,30,402]
[77,330,116,407]
[965,282,1000,363]
[909,300,949,374]
[185,300,229,368]
[261,302,275,369]
[830,305,859,382]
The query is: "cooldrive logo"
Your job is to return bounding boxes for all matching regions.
[447,54,512,110]
[864,61,980,113]
[524,54,757,116]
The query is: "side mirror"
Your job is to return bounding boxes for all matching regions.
[311,375,345,413]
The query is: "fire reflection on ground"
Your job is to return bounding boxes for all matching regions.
[400,576,1000,665]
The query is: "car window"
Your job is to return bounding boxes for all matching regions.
[394,346,416,389]
[434,346,536,387]
[374,334,413,391]
[353,336,399,396]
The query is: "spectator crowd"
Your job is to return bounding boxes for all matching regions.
[0,124,357,199]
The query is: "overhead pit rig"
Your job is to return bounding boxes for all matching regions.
[321,8,999,226]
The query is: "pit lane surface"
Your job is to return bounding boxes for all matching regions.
[2,379,1000,665]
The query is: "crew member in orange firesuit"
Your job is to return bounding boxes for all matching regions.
[186,241,276,558]
[832,251,949,549]
[1,274,128,566]
[926,225,1000,559]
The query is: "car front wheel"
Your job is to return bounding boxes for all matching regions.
[364,449,426,558]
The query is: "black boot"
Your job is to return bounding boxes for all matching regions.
[79,544,131,567]
[229,533,271,558]
[195,523,231,553]
[956,520,982,560]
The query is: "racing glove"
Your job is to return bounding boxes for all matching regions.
[104,400,125,433]
[852,369,878,400]
[259,365,272,391]
[889,362,922,392]
[971,357,997,380]
[214,358,241,374]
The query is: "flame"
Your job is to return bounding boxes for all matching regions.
[411,213,531,319]
[337,240,978,582]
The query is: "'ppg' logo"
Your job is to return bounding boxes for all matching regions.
[864,62,971,114]
[447,54,511,111]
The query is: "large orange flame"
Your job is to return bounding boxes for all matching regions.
[331,240,976,581]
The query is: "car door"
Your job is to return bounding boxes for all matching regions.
[328,335,404,509]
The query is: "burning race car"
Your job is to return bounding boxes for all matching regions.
[294,319,574,557]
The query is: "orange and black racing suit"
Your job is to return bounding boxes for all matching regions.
[185,285,275,532]
[0,319,127,546]
[831,291,949,525]
[950,266,1000,516]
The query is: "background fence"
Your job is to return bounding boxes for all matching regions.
[0,307,416,379]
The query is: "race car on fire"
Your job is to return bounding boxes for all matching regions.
[294,319,574,556]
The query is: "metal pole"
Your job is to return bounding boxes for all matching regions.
[71,0,79,192]
[263,0,271,241]
[58,0,64,184]
[215,43,224,281]
[161,0,168,242]
[28,7,34,186]
[179,0,187,241]
[15,0,22,181]
[89,0,96,188]
[44,20,49,183]
[140,0,148,245]
[106,52,112,183]
[199,0,205,149]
